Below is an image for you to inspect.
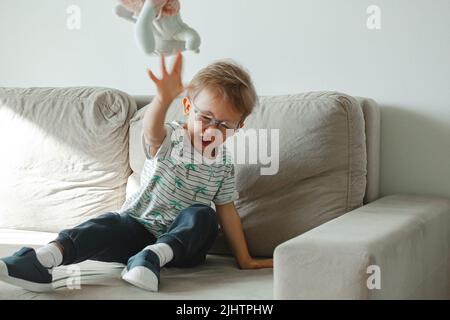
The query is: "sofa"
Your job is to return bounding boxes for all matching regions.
[0,87,449,300]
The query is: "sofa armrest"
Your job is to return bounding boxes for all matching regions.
[274,195,450,299]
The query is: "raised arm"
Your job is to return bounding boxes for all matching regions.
[143,52,184,157]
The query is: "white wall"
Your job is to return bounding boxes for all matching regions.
[1,0,450,198]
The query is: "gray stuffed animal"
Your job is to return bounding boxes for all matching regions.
[115,0,201,56]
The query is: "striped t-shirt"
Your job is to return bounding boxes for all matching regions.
[119,121,238,238]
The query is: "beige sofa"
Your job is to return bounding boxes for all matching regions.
[0,87,449,300]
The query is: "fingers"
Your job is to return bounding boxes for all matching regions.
[257,259,273,269]
[160,53,168,76]
[265,259,274,268]
[148,52,183,87]
[147,69,159,83]
[171,51,183,75]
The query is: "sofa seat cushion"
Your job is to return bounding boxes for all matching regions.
[0,229,273,300]
[0,87,136,232]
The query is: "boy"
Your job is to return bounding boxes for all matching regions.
[0,53,273,293]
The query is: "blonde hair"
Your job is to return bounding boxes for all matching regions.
[187,60,258,120]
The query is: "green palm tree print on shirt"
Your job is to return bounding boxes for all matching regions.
[168,157,177,166]
[169,199,183,210]
[150,175,162,188]
[215,180,224,191]
[207,167,215,182]
[193,186,207,200]
[173,176,183,192]
[151,211,163,220]
[184,164,197,179]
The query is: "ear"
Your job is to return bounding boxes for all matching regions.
[239,121,244,129]
[182,97,191,115]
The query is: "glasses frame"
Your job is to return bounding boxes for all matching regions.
[188,97,242,132]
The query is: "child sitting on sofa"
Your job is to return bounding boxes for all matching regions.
[0,52,273,292]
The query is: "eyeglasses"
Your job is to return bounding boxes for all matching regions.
[189,98,242,132]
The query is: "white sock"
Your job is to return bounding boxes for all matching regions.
[144,243,173,267]
[35,243,63,269]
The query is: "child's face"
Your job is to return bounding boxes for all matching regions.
[182,89,244,156]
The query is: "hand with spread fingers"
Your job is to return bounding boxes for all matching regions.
[147,52,184,106]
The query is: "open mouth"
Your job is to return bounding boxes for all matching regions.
[201,139,212,148]
[200,135,215,149]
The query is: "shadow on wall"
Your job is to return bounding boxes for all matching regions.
[380,105,450,198]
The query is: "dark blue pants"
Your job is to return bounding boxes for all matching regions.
[55,204,219,268]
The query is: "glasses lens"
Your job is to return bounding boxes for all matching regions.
[222,121,239,130]
[192,103,239,132]
[196,113,212,124]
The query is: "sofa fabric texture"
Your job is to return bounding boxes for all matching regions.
[0,87,136,232]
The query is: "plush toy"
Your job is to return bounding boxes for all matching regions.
[115,0,201,56]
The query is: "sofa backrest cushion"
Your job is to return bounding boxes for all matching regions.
[129,91,367,257]
[0,87,136,232]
